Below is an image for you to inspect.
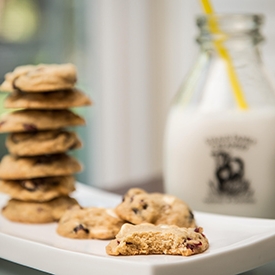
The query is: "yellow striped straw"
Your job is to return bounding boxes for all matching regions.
[200,0,249,110]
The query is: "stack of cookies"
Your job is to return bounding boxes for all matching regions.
[0,63,92,223]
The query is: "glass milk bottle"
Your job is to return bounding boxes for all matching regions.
[164,14,275,218]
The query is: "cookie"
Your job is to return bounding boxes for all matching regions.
[115,188,160,224]
[57,206,125,239]
[0,65,37,92]
[0,154,82,180]
[1,196,79,223]
[0,109,85,133]
[152,193,196,227]
[0,176,75,202]
[115,188,196,227]
[4,89,92,109]
[106,223,209,256]
[0,63,77,92]
[6,130,82,156]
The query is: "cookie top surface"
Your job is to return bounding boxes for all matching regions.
[0,63,77,92]
[0,176,75,201]
[6,130,82,156]
[106,223,209,256]
[0,109,85,133]
[152,193,196,227]
[0,154,82,180]
[57,206,125,239]
[115,188,196,227]
[1,196,79,223]
[4,89,92,109]
[0,65,37,92]
[115,188,160,224]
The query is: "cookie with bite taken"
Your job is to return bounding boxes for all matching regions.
[106,223,209,256]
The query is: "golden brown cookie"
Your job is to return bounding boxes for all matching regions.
[0,176,75,202]
[106,223,209,256]
[0,109,85,133]
[0,63,77,92]
[57,206,125,239]
[0,154,82,180]
[1,196,79,223]
[0,65,37,92]
[4,89,92,109]
[6,130,82,156]
[115,188,160,224]
[115,188,196,227]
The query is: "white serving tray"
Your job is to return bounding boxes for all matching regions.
[1,183,275,275]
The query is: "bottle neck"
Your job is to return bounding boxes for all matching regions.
[196,14,264,58]
[198,37,263,61]
[197,36,265,74]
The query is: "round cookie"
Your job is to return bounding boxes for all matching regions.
[57,206,125,239]
[106,224,209,256]
[1,196,79,223]
[0,109,85,133]
[4,89,92,109]
[0,176,75,202]
[0,63,77,92]
[115,188,196,227]
[115,188,161,224]
[0,154,82,180]
[6,130,82,156]
[0,65,37,92]
[152,193,196,227]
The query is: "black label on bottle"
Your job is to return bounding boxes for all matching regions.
[204,135,256,204]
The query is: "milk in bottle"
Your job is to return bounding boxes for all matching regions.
[164,14,275,218]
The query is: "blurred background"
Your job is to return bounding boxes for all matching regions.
[0,0,275,192]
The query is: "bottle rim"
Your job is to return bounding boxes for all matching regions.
[196,13,264,44]
[197,13,264,25]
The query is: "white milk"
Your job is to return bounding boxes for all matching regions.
[164,106,275,218]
